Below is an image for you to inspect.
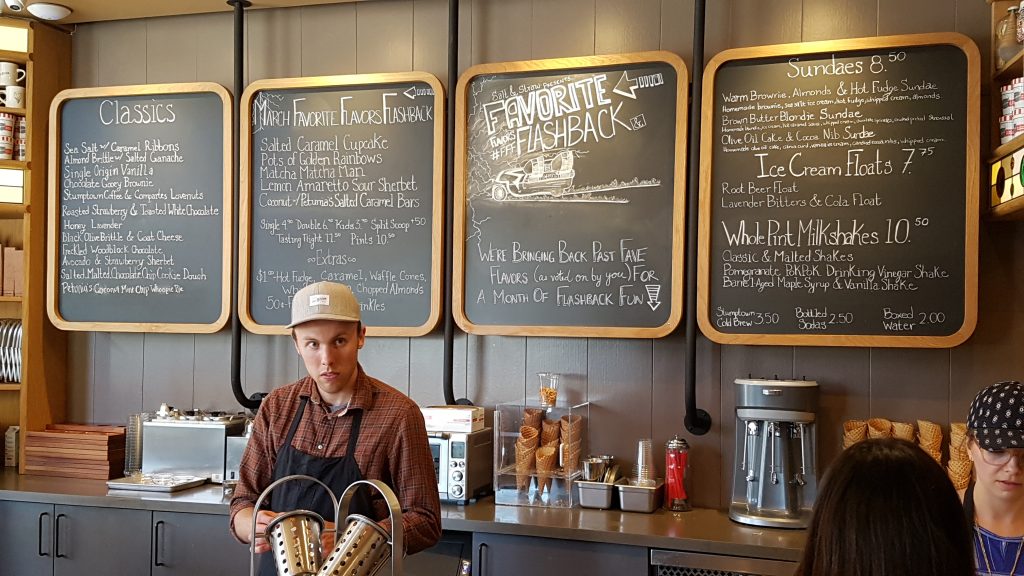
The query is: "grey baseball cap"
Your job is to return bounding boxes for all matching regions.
[967,380,1024,450]
[287,281,361,328]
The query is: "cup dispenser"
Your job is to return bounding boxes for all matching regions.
[729,378,818,529]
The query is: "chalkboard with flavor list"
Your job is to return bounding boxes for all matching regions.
[46,83,232,333]
[697,33,980,347]
[240,72,444,336]
[453,52,688,338]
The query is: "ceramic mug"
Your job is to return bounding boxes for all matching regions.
[0,62,24,87]
[0,134,14,160]
[0,85,24,108]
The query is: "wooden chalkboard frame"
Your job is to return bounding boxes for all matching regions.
[697,33,980,348]
[453,51,688,338]
[46,82,233,333]
[239,72,445,337]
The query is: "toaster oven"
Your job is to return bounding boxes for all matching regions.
[429,428,492,503]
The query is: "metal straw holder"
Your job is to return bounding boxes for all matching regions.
[250,474,341,576]
[318,479,404,576]
[266,509,326,576]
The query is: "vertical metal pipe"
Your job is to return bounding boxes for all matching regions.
[228,0,260,410]
[442,0,462,405]
[684,0,711,435]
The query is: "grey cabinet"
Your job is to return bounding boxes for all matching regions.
[152,511,249,576]
[472,532,646,576]
[0,500,53,575]
[53,504,151,576]
[0,501,151,576]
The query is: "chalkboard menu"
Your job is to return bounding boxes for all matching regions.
[47,83,232,333]
[453,52,687,337]
[240,72,444,336]
[698,33,979,347]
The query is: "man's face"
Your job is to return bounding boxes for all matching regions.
[292,319,365,404]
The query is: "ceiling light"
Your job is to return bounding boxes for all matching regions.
[26,2,71,21]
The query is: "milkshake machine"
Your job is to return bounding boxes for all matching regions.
[729,378,818,529]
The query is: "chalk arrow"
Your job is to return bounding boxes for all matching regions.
[613,72,639,99]
[403,86,418,99]
[647,300,661,311]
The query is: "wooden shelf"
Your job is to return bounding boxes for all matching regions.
[0,106,25,116]
[995,48,1024,84]
[0,203,24,219]
[989,193,1024,220]
[0,384,19,392]
[0,49,27,66]
[0,159,26,170]
[0,296,22,303]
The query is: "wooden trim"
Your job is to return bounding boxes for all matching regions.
[452,51,688,338]
[697,33,980,348]
[46,82,233,334]
[238,71,446,337]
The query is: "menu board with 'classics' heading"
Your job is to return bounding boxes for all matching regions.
[698,33,980,347]
[47,83,232,333]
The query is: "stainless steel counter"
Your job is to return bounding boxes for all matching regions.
[0,469,806,561]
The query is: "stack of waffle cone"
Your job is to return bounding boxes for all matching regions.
[562,440,582,473]
[522,408,543,430]
[867,418,892,439]
[514,425,540,491]
[947,458,972,491]
[560,414,583,444]
[541,419,560,446]
[892,421,915,442]
[949,422,968,461]
[916,420,943,463]
[843,420,868,449]
[535,446,558,493]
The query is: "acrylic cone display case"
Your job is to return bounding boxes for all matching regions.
[493,401,589,508]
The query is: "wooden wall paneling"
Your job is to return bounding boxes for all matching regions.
[299,3,357,76]
[466,334,526,408]
[524,337,588,407]
[71,20,99,88]
[660,0,694,62]
[247,8,302,81]
[792,347,870,474]
[701,0,733,67]
[193,330,236,410]
[955,0,991,71]
[587,338,653,474]
[92,333,144,424]
[192,13,235,90]
[146,15,199,83]
[530,0,596,59]
[869,348,951,430]
[950,225,1024,418]
[470,0,532,65]
[141,333,196,412]
[408,332,458,407]
[355,0,414,73]
[413,0,449,86]
[361,338,412,395]
[653,332,723,509]
[878,0,955,36]
[729,0,801,48]
[718,344,793,503]
[95,20,148,86]
[458,0,472,76]
[595,0,662,55]
[242,332,299,394]
[801,0,877,42]
[66,332,93,423]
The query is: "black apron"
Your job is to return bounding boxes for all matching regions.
[258,396,375,576]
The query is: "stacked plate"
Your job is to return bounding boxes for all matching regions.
[0,319,20,383]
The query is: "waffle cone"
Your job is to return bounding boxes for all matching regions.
[947,459,973,479]
[951,422,967,437]
[842,435,861,450]
[519,425,540,450]
[562,445,582,472]
[522,409,543,430]
[924,447,942,464]
[867,418,892,439]
[844,419,867,433]
[891,421,915,441]
[949,473,970,491]
[917,420,941,442]
[535,446,558,493]
[541,419,560,445]
[843,420,867,446]
[949,441,968,462]
[560,416,583,444]
[515,445,536,491]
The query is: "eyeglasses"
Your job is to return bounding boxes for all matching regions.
[977,446,1024,467]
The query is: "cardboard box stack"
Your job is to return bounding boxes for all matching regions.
[24,424,125,479]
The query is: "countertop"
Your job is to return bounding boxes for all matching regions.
[0,469,806,562]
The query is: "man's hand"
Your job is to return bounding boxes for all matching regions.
[233,507,278,554]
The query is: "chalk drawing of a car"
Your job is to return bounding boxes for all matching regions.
[491,150,575,201]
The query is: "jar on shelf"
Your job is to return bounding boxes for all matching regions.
[998,7,1021,68]
[664,435,691,512]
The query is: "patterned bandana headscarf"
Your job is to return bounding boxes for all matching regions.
[968,380,1024,450]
